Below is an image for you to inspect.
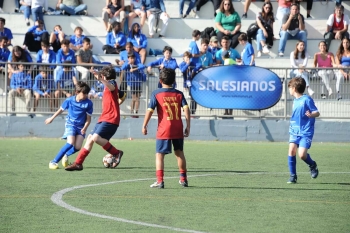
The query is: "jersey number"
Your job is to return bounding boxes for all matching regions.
[163,102,179,120]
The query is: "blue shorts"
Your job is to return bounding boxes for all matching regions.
[90,122,118,140]
[156,139,184,154]
[62,124,85,139]
[289,135,313,149]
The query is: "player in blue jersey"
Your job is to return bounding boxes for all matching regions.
[45,81,93,169]
[287,77,319,184]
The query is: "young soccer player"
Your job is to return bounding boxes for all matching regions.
[65,65,126,171]
[121,53,146,118]
[238,33,255,66]
[46,81,93,169]
[142,68,191,189]
[287,77,320,184]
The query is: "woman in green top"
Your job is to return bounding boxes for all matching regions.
[215,0,241,49]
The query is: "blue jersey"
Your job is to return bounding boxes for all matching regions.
[242,42,255,66]
[56,70,75,89]
[200,51,213,67]
[215,48,241,64]
[188,40,200,64]
[61,96,93,128]
[56,48,76,64]
[289,95,318,137]
[0,28,13,40]
[70,35,86,47]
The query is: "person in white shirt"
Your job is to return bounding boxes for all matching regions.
[324,5,350,50]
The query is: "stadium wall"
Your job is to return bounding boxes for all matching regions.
[0,117,349,142]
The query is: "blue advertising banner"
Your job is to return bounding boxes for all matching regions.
[190,65,283,110]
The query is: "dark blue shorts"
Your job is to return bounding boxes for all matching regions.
[90,122,118,140]
[156,139,184,154]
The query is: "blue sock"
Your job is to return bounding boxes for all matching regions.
[288,156,296,176]
[52,143,73,163]
[303,153,315,166]
[65,147,79,156]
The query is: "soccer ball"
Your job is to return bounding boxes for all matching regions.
[102,154,113,168]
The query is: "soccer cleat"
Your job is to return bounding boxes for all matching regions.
[179,180,188,187]
[49,161,59,170]
[65,162,83,171]
[287,175,297,184]
[309,162,319,179]
[62,155,69,168]
[150,181,164,188]
[111,150,123,168]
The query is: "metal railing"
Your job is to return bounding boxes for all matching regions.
[0,62,349,119]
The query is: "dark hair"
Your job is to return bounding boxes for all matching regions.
[290,3,300,10]
[238,33,248,42]
[61,39,70,46]
[63,60,72,69]
[201,38,209,45]
[110,21,121,33]
[288,77,306,94]
[125,42,134,48]
[127,53,135,58]
[74,26,83,32]
[83,37,90,43]
[336,37,350,61]
[75,81,91,94]
[294,40,306,59]
[0,36,8,43]
[39,66,49,73]
[159,68,175,85]
[183,51,192,58]
[318,40,328,53]
[163,46,173,54]
[100,65,116,80]
[261,2,274,20]
[41,41,49,47]
[11,46,28,62]
[37,19,44,25]
[0,17,5,24]
[221,36,230,42]
[219,0,235,14]
[192,29,201,37]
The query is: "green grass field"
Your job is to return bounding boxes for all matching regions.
[0,139,349,233]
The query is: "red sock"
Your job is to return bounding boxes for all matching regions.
[156,170,164,183]
[102,142,120,155]
[180,169,187,182]
[75,148,90,164]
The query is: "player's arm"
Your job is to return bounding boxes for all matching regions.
[81,114,91,135]
[183,106,191,137]
[306,110,320,118]
[100,79,115,91]
[118,89,127,105]
[142,109,154,135]
[45,108,63,124]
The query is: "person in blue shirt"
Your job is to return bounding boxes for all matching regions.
[127,23,147,64]
[215,36,241,65]
[199,38,214,67]
[54,61,78,109]
[103,21,126,54]
[23,20,49,52]
[69,26,92,53]
[208,36,219,63]
[88,81,104,99]
[0,36,10,70]
[287,77,320,184]
[49,25,66,53]
[8,62,32,116]
[54,39,77,82]
[33,66,54,112]
[147,46,178,88]
[179,51,202,116]
[188,29,202,65]
[36,41,56,69]
[121,53,146,117]
[45,81,93,169]
[0,17,13,46]
[238,33,255,66]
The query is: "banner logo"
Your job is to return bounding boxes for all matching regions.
[190,66,283,110]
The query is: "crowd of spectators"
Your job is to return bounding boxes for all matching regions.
[0,0,349,117]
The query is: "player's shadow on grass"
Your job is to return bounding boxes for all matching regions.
[87,166,155,171]
[187,169,266,173]
[192,186,350,191]
[308,182,350,186]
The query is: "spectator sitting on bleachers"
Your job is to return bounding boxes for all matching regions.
[289,40,314,96]
[9,61,32,116]
[102,0,126,32]
[215,36,241,65]
[103,21,126,54]
[278,3,307,57]
[76,37,94,81]
[0,36,10,72]
[335,37,350,101]
[54,60,77,108]
[208,36,219,63]
[142,0,169,38]
[128,0,146,31]
[121,52,146,117]
[242,0,269,19]
[276,0,291,30]
[54,38,76,81]
[33,66,54,112]
[31,0,47,22]
[127,23,147,64]
[49,25,66,52]
[215,0,241,49]
[36,41,56,69]
[195,0,222,18]
[0,18,13,46]
[199,38,214,67]
[255,2,274,58]
[8,46,33,88]
[19,0,32,26]
[179,0,196,18]
[23,19,49,52]
[313,41,334,99]
[324,5,350,51]
[57,0,87,16]
[70,26,92,53]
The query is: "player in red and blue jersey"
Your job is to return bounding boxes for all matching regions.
[65,65,126,171]
[287,77,320,184]
[45,81,93,169]
[142,68,191,188]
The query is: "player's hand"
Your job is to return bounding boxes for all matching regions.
[305,110,312,118]
[142,126,148,135]
[147,66,152,73]
[184,127,190,137]
[45,117,53,124]
[81,128,86,135]
[159,64,164,69]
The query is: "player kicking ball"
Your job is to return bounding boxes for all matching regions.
[46,81,93,169]
[142,68,191,188]
[287,77,319,184]
[65,65,126,171]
